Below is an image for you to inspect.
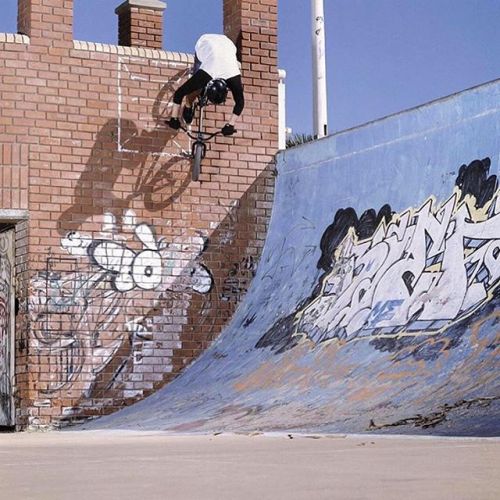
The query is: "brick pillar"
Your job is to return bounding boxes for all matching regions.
[223,0,279,144]
[18,0,73,44]
[115,0,166,49]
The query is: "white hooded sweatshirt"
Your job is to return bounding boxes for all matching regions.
[195,34,241,80]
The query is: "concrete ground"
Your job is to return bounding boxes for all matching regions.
[0,431,498,500]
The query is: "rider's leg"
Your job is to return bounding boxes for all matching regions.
[182,90,201,124]
[168,70,211,129]
[185,90,200,107]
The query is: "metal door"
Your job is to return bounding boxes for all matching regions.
[0,228,14,426]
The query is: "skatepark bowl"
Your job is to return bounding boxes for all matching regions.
[80,78,500,439]
[2,79,499,499]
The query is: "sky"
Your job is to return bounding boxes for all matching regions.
[1,0,499,136]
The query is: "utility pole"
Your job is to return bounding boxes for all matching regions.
[278,69,287,149]
[311,0,328,138]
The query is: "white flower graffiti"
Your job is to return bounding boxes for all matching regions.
[62,219,213,294]
[88,224,163,293]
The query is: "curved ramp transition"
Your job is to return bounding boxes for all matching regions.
[85,80,500,436]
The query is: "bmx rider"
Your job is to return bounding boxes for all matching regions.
[167,34,245,136]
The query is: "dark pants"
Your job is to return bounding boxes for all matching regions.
[173,70,212,106]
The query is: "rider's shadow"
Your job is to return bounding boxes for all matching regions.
[58,71,192,235]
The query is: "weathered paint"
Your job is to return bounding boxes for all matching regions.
[0,229,14,426]
[29,212,213,403]
[85,79,500,436]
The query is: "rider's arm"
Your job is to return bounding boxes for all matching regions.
[228,114,239,127]
[226,75,244,125]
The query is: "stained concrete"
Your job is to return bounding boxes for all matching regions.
[0,431,498,500]
[84,79,500,436]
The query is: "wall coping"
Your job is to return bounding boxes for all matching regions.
[0,34,192,62]
[0,209,29,222]
[73,39,193,62]
[0,33,30,44]
[115,0,167,14]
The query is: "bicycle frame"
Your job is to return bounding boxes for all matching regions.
[179,87,223,181]
[181,98,220,144]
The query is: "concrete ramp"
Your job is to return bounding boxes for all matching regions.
[85,80,500,436]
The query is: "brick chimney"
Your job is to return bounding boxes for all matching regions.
[115,0,166,49]
[18,0,74,45]
[223,0,279,146]
[224,0,278,83]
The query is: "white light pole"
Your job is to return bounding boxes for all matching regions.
[312,0,328,138]
[278,69,287,149]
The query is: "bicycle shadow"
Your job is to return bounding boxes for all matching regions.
[58,70,191,235]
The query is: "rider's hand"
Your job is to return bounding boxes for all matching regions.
[167,117,181,130]
[222,124,236,136]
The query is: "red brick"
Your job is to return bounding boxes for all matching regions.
[2,0,278,430]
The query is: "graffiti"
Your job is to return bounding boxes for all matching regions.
[0,230,13,425]
[30,213,213,399]
[217,199,240,246]
[0,292,9,419]
[260,217,318,288]
[296,160,500,343]
[125,315,155,368]
[88,224,163,293]
[191,264,213,294]
[221,256,257,302]
[256,157,500,352]
[58,68,193,237]
[455,157,497,208]
[61,214,213,295]
[30,259,124,393]
[117,59,191,158]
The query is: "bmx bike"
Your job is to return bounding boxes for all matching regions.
[179,81,235,182]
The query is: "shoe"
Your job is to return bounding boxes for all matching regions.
[182,107,194,124]
[167,117,181,130]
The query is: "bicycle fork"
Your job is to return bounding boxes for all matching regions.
[191,101,207,159]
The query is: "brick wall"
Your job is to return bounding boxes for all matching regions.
[0,0,278,429]
[116,0,166,49]
[0,143,29,210]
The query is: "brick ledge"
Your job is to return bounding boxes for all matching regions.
[0,33,30,44]
[0,209,29,221]
[73,40,194,63]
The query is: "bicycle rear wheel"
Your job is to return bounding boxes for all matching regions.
[192,142,204,181]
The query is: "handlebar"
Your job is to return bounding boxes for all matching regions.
[180,124,221,142]
[180,125,237,142]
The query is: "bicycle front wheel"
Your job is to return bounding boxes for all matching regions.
[192,142,204,181]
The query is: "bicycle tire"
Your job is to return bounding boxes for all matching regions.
[192,142,203,181]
